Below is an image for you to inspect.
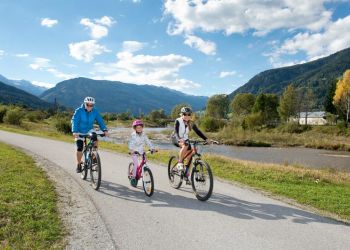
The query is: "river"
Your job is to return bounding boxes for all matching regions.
[105,127,350,171]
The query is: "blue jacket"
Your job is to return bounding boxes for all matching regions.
[71,104,107,134]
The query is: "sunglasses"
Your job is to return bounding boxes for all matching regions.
[183,113,192,116]
[86,104,94,107]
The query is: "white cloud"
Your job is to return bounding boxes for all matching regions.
[29,57,74,79]
[29,57,51,70]
[219,71,236,78]
[41,18,58,28]
[164,0,332,36]
[92,49,199,91]
[122,41,146,53]
[47,68,75,79]
[266,15,350,67]
[80,16,115,39]
[32,80,55,88]
[184,35,216,55]
[69,40,110,62]
[15,53,29,58]
[0,50,4,59]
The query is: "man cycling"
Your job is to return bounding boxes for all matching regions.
[71,97,108,173]
[172,107,211,177]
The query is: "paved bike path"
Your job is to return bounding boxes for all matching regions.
[0,130,349,250]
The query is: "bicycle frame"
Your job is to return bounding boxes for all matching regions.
[135,153,147,180]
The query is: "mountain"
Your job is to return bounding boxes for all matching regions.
[0,74,48,96]
[229,47,350,106]
[0,81,52,109]
[40,78,208,114]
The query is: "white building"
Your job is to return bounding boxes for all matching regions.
[297,111,327,125]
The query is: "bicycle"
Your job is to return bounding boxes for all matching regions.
[79,131,105,190]
[168,140,218,201]
[128,150,156,197]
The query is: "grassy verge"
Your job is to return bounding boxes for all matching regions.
[214,125,350,151]
[1,123,350,221]
[0,142,65,249]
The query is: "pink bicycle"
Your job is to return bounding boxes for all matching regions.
[128,150,156,197]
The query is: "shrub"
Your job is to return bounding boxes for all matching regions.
[3,108,24,125]
[200,116,226,132]
[0,106,7,123]
[26,110,47,122]
[54,118,71,134]
[244,112,264,130]
[278,122,311,133]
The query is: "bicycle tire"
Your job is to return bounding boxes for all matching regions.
[81,150,88,180]
[191,160,213,201]
[167,156,183,189]
[142,167,154,197]
[90,151,101,190]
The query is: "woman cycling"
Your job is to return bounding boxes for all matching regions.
[172,107,211,176]
[71,96,108,173]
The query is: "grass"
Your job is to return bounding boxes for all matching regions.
[0,142,65,249]
[215,125,350,151]
[1,121,350,221]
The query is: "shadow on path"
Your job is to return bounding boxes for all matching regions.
[99,180,346,226]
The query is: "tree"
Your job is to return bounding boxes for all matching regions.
[324,79,337,114]
[231,93,255,116]
[278,84,298,122]
[171,103,191,119]
[205,94,229,119]
[252,93,279,126]
[148,109,167,122]
[333,69,350,125]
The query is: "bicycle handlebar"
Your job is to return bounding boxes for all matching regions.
[188,140,220,145]
[78,131,106,138]
[129,150,158,156]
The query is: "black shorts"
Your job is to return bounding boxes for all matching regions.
[174,139,191,150]
[76,140,84,152]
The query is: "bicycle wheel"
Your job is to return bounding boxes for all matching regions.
[81,150,88,180]
[191,160,213,201]
[142,167,154,197]
[90,151,101,190]
[128,163,133,180]
[167,156,183,189]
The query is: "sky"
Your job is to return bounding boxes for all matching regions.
[0,0,349,96]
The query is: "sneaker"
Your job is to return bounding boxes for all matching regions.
[177,163,184,171]
[130,178,138,187]
[76,163,82,173]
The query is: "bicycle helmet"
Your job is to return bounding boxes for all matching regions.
[84,96,95,104]
[180,106,192,114]
[132,119,144,128]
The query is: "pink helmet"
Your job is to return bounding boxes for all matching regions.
[132,119,143,128]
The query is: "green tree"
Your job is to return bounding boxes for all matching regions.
[278,84,298,122]
[205,94,229,119]
[231,93,255,116]
[324,79,337,114]
[252,93,279,126]
[171,103,191,119]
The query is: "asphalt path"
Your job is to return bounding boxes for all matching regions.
[0,130,349,250]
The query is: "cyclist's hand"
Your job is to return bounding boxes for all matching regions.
[73,133,79,138]
[104,131,109,137]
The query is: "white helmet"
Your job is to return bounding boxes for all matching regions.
[84,96,95,104]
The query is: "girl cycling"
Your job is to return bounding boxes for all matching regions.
[128,119,155,187]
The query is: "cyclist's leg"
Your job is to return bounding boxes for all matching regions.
[76,139,84,172]
[178,144,189,163]
[132,154,138,178]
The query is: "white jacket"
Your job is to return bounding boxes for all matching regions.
[128,131,154,154]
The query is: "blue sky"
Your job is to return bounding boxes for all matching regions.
[0,0,349,96]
